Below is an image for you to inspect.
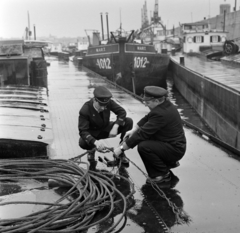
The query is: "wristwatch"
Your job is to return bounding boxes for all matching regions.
[120,145,125,152]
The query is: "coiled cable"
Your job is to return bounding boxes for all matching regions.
[0,159,134,233]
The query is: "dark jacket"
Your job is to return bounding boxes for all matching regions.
[78,98,126,145]
[126,99,186,149]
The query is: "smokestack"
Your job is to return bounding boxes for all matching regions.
[34,24,36,40]
[106,13,109,41]
[100,13,104,40]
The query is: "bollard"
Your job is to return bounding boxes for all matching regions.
[180,56,185,65]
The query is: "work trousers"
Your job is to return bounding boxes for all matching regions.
[137,140,186,178]
[79,117,133,150]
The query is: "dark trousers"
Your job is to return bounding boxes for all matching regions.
[79,117,133,150]
[137,140,186,178]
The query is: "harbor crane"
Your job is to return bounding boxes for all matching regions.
[140,0,166,44]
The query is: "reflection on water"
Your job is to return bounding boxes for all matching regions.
[140,171,191,228]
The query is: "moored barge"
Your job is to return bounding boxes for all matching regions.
[82,28,169,96]
[0,39,53,158]
[169,22,240,153]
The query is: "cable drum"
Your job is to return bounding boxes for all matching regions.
[0,159,135,233]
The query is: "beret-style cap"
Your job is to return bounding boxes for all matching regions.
[93,86,112,105]
[143,86,168,101]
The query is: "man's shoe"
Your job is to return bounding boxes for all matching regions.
[146,172,171,185]
[87,151,96,162]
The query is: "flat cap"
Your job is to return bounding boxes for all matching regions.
[93,86,112,105]
[143,86,168,101]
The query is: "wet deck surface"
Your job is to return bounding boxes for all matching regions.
[44,58,240,232]
[1,58,240,232]
[171,54,240,92]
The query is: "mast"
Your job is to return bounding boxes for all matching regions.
[27,11,31,40]
[119,8,122,36]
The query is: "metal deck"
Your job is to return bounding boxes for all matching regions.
[43,58,240,233]
[171,54,240,92]
[1,57,239,232]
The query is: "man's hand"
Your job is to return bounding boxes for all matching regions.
[109,124,119,138]
[123,125,139,140]
[94,139,106,151]
[123,130,134,140]
[113,146,122,158]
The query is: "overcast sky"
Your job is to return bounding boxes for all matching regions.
[0,0,236,38]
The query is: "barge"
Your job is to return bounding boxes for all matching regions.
[0,39,53,158]
[82,14,169,96]
[169,22,240,153]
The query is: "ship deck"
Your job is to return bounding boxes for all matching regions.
[1,57,240,233]
[46,58,240,233]
[171,53,240,92]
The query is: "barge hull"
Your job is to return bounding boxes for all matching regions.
[170,55,240,152]
[83,42,169,95]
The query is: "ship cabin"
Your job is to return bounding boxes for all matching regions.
[181,22,227,54]
[0,39,49,89]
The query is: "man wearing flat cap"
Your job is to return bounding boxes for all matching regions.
[78,86,133,163]
[114,86,186,184]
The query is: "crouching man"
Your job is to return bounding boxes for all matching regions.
[114,86,186,184]
[78,86,133,165]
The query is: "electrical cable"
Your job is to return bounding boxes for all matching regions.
[0,158,135,233]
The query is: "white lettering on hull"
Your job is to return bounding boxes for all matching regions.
[137,46,146,51]
[134,57,149,68]
[96,48,106,52]
[96,58,112,69]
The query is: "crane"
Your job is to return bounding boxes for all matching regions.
[151,0,161,24]
[140,0,166,44]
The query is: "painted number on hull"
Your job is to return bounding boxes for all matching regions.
[96,58,112,69]
[134,57,149,68]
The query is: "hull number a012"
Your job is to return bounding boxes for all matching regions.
[134,57,149,68]
[96,58,112,69]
